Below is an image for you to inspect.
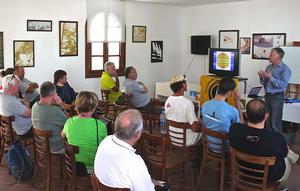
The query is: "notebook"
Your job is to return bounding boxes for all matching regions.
[247,86,263,98]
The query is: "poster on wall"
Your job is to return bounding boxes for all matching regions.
[239,37,251,54]
[13,40,34,67]
[252,33,286,59]
[59,21,78,56]
[0,32,3,69]
[219,30,239,49]
[151,41,163,63]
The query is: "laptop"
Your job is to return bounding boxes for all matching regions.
[247,86,263,98]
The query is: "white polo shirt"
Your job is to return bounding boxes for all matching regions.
[165,95,201,146]
[94,135,155,191]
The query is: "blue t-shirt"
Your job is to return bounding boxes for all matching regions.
[201,99,239,152]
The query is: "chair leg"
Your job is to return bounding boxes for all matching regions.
[32,163,39,187]
[46,165,51,191]
[0,139,4,164]
[60,156,63,179]
[220,162,225,191]
[199,154,206,176]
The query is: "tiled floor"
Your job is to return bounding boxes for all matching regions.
[0,130,300,191]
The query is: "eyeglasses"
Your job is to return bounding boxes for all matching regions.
[7,75,16,86]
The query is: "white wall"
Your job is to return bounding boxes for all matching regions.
[183,0,300,92]
[0,0,184,97]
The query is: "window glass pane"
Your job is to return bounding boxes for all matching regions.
[107,27,122,42]
[108,56,120,69]
[90,13,106,42]
[92,43,103,56]
[108,42,119,55]
[91,57,103,70]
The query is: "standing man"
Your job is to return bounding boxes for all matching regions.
[100,61,124,105]
[258,47,291,134]
[15,66,40,107]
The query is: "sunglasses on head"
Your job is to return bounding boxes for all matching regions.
[7,75,16,86]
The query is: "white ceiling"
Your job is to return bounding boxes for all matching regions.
[126,0,250,7]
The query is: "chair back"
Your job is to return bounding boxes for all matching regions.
[142,113,160,134]
[112,104,129,120]
[166,119,190,148]
[231,148,277,191]
[101,89,110,101]
[150,99,165,114]
[202,126,228,159]
[90,172,130,191]
[64,142,79,185]
[33,128,53,167]
[0,115,15,146]
[95,100,109,118]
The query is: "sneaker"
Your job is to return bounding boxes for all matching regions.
[281,188,288,191]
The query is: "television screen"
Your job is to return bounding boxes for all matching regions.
[191,35,211,55]
[209,48,239,77]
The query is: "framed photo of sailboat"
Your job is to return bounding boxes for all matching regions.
[151,41,163,63]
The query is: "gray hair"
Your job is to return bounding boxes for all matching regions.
[40,81,56,98]
[114,109,143,140]
[104,61,115,72]
[272,47,285,59]
[2,74,19,92]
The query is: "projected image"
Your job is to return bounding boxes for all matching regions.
[213,51,235,71]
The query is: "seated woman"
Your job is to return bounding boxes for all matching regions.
[61,91,107,174]
[54,70,76,110]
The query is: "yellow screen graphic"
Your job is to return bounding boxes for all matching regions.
[216,53,229,69]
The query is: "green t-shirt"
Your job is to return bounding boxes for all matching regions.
[100,71,122,104]
[63,117,107,169]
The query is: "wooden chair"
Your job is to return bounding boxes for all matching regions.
[0,115,34,164]
[230,148,280,191]
[94,100,109,118]
[142,113,160,134]
[166,119,190,151]
[142,131,187,181]
[198,126,229,191]
[101,89,110,101]
[64,142,91,191]
[112,104,129,120]
[150,98,165,114]
[32,128,64,191]
[90,171,130,191]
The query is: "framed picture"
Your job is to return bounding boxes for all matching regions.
[0,32,3,69]
[239,37,251,54]
[252,33,286,59]
[219,30,239,49]
[13,40,34,67]
[27,20,52,32]
[151,41,163,63]
[59,21,78,56]
[132,25,146,43]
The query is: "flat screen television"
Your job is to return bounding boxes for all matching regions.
[209,48,239,77]
[191,35,211,55]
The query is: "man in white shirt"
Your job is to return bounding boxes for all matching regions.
[94,109,163,191]
[0,74,32,136]
[165,74,202,146]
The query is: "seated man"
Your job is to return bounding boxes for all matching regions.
[165,74,202,146]
[100,61,124,105]
[229,98,300,189]
[32,81,68,154]
[124,66,152,112]
[201,77,244,152]
[15,66,40,107]
[0,74,32,136]
[94,109,163,190]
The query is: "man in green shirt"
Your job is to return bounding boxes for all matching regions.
[100,61,124,104]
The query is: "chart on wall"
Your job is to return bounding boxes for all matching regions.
[151,41,163,62]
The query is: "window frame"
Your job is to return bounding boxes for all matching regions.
[85,22,126,78]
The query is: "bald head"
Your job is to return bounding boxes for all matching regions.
[114,109,143,140]
[246,98,267,124]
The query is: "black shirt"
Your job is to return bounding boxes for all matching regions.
[55,82,76,104]
[229,123,288,183]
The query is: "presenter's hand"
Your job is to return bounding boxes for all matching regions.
[258,70,265,78]
[264,71,272,79]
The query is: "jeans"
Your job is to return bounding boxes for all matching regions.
[265,92,284,134]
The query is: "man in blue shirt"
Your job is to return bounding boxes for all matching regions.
[202,77,244,152]
[258,47,291,134]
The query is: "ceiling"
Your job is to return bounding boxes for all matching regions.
[126,0,250,7]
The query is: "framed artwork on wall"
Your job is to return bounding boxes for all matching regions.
[27,20,52,32]
[151,41,163,63]
[219,30,239,49]
[239,37,251,54]
[59,21,78,56]
[252,33,286,59]
[0,32,3,69]
[132,25,146,43]
[13,40,34,67]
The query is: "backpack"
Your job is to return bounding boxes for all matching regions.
[6,141,34,180]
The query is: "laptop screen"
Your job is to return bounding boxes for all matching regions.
[248,86,262,97]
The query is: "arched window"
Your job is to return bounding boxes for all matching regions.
[85,12,125,78]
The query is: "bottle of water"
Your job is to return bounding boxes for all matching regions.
[160,111,166,134]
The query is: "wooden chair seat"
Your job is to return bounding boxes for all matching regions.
[90,171,130,191]
[230,148,280,191]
